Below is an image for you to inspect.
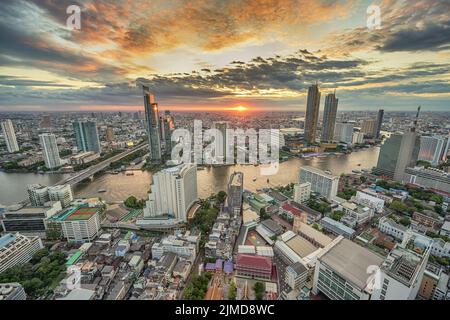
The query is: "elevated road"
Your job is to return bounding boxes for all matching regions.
[55,143,149,187]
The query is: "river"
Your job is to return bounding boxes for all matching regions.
[0,147,380,205]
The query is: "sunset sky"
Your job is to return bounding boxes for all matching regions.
[0,0,449,112]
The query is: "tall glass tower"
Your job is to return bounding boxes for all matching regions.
[73,121,101,153]
[321,92,338,142]
[143,86,162,163]
[304,84,321,144]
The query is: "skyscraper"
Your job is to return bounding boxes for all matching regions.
[39,133,61,169]
[361,119,378,138]
[374,107,421,181]
[106,126,115,142]
[393,107,421,181]
[321,92,338,142]
[373,134,403,178]
[163,110,175,156]
[143,86,162,163]
[143,164,198,222]
[1,119,19,153]
[73,121,101,153]
[304,84,321,144]
[375,109,384,139]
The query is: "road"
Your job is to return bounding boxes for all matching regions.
[56,143,148,186]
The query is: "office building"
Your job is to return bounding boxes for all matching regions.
[321,92,338,142]
[228,171,244,216]
[312,237,384,300]
[375,109,384,139]
[0,233,44,273]
[419,135,449,166]
[293,182,311,204]
[299,166,339,199]
[334,122,354,145]
[304,84,321,144]
[27,184,50,206]
[143,164,198,222]
[1,119,19,153]
[39,133,62,169]
[1,201,62,237]
[285,262,309,290]
[0,283,27,300]
[48,185,74,208]
[143,86,162,163]
[46,206,101,243]
[73,121,101,153]
[373,133,403,178]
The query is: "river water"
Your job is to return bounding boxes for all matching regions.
[0,147,379,205]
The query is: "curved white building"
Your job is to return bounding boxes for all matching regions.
[144,164,198,222]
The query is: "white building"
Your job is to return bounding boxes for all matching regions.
[39,133,62,169]
[352,132,365,145]
[340,201,374,228]
[285,262,308,290]
[293,182,311,204]
[48,185,74,208]
[371,245,430,300]
[151,233,199,260]
[27,184,50,206]
[419,135,449,166]
[1,119,19,153]
[299,166,339,199]
[355,189,385,213]
[0,233,44,273]
[378,216,408,241]
[334,122,354,145]
[144,164,198,222]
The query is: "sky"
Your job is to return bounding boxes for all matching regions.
[0,0,449,112]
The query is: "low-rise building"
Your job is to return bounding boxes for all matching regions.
[320,217,355,239]
[378,216,408,242]
[235,254,272,280]
[0,283,27,300]
[294,182,311,204]
[285,262,308,290]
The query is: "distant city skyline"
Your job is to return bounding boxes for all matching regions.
[0,0,449,112]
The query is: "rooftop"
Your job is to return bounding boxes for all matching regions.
[49,206,98,222]
[236,254,272,270]
[319,238,384,290]
[0,234,16,249]
[286,236,318,258]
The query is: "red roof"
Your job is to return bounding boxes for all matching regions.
[281,203,304,217]
[236,254,272,270]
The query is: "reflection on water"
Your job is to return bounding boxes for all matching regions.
[0,147,379,205]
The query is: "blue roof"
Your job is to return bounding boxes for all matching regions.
[0,233,16,249]
[322,217,355,234]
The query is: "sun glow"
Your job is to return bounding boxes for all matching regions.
[232,105,248,112]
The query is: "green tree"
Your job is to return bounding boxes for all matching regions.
[217,191,227,204]
[253,282,265,300]
[330,210,344,221]
[399,217,411,227]
[389,200,410,214]
[228,282,237,300]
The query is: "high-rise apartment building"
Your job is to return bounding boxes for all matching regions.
[106,127,115,142]
[304,84,321,144]
[299,166,339,199]
[334,122,354,145]
[1,119,19,153]
[163,110,175,156]
[73,121,101,153]
[143,164,198,222]
[39,133,61,169]
[321,92,338,142]
[143,86,162,163]
[361,119,378,138]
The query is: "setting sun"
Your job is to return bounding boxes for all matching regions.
[233,105,248,112]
